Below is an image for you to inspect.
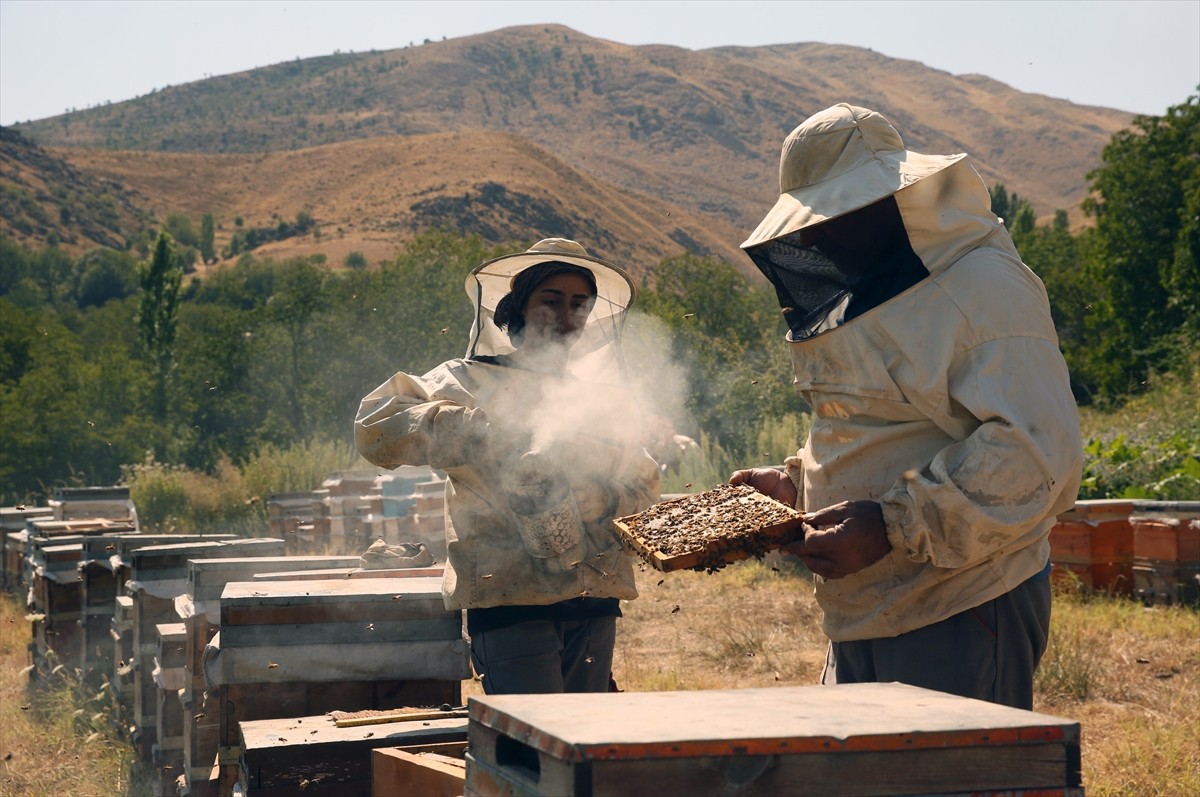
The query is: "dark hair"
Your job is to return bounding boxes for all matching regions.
[493,261,598,341]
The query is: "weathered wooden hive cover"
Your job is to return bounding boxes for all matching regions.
[466,683,1083,797]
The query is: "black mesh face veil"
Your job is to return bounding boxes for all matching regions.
[745,233,859,341]
[745,220,930,341]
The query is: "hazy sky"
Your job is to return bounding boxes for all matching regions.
[1,0,1197,127]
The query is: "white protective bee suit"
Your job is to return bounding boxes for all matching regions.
[742,104,1084,646]
[354,240,660,615]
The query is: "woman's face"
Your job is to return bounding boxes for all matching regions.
[520,272,596,347]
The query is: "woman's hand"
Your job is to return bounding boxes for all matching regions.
[573,481,619,524]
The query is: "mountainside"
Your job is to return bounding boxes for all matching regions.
[0,127,149,252]
[7,25,1136,265]
[50,132,748,277]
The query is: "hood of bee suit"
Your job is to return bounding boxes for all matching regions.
[741,103,1010,341]
[464,238,637,382]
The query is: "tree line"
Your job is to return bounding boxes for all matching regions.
[0,95,1195,503]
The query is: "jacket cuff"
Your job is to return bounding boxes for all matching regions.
[783,455,804,511]
[880,491,919,562]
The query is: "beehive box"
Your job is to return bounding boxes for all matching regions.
[614,484,805,572]
[239,713,468,797]
[127,538,285,759]
[210,577,469,797]
[213,577,467,687]
[26,536,89,673]
[79,533,238,680]
[25,518,136,589]
[1131,501,1200,605]
[49,485,139,525]
[372,741,467,797]
[3,531,29,593]
[180,555,363,796]
[154,621,188,766]
[465,683,1083,797]
[0,506,53,591]
[1049,499,1136,593]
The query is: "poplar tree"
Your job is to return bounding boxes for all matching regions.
[200,213,216,264]
[137,231,182,420]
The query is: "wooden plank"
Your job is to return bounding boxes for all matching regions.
[372,744,466,797]
[335,708,469,727]
[465,746,1083,797]
[251,566,444,582]
[188,556,364,603]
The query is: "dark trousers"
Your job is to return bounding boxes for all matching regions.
[822,567,1052,709]
[469,615,616,695]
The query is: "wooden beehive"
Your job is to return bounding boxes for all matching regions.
[614,484,805,572]
[0,506,53,591]
[27,536,86,673]
[211,577,469,797]
[127,538,286,759]
[465,684,1083,797]
[179,555,364,797]
[154,621,188,781]
[1130,500,1200,605]
[239,713,468,797]
[1049,499,1136,593]
[79,533,238,681]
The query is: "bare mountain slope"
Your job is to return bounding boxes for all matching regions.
[14,25,1134,234]
[53,131,749,278]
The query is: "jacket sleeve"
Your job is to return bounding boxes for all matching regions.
[878,335,1083,569]
[354,369,486,472]
[613,448,663,519]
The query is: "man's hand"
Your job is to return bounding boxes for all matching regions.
[782,500,891,580]
[729,467,797,508]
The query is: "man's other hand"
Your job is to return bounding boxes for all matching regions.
[787,500,891,580]
[728,467,797,508]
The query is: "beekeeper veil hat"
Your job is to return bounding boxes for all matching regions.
[741,103,966,247]
[464,238,636,382]
[742,104,979,340]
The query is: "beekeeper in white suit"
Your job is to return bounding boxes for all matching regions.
[355,238,660,695]
[731,104,1083,709]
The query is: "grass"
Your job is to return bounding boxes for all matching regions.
[0,597,153,797]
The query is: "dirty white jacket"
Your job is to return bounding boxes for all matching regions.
[783,160,1083,641]
[355,358,660,611]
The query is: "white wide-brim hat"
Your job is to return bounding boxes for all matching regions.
[464,238,636,361]
[466,237,635,318]
[741,104,966,250]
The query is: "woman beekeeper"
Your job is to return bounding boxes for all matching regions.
[355,238,660,695]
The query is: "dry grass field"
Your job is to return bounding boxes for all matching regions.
[2,554,1195,796]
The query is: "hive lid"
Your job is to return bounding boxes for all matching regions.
[469,683,1081,761]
